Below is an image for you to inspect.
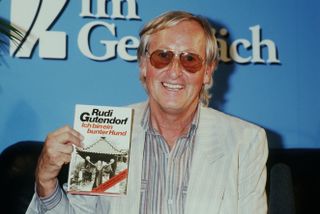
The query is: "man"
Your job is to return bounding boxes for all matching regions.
[27,11,268,214]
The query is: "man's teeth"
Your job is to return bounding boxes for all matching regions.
[163,82,183,89]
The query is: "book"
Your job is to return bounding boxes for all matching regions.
[67,104,133,195]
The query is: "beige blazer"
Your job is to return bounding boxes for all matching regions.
[27,101,268,214]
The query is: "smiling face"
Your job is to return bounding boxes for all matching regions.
[141,20,214,115]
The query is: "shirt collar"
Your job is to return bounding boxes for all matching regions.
[140,103,200,138]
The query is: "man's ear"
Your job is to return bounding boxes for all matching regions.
[203,62,216,84]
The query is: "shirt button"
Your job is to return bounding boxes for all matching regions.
[168,199,173,204]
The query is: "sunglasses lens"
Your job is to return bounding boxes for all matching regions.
[150,50,174,69]
[180,53,203,73]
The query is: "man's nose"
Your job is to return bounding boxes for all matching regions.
[168,57,183,78]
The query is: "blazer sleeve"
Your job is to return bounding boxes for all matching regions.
[26,184,106,214]
[238,127,269,214]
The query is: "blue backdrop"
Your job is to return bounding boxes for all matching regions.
[0,0,319,152]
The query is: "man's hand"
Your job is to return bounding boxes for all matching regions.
[35,125,84,197]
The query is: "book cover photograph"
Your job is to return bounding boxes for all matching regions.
[67,104,133,195]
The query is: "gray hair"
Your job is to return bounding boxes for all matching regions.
[137,11,219,106]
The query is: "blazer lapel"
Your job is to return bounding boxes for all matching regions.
[113,103,146,213]
[185,107,227,214]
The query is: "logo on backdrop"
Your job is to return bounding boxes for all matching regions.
[10,0,69,59]
[10,0,280,64]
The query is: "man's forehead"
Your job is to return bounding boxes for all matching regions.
[152,20,203,35]
[147,21,206,52]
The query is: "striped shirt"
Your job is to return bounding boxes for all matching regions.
[139,106,199,214]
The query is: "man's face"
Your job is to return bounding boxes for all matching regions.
[141,20,213,115]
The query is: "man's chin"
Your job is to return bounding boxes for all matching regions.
[158,103,189,114]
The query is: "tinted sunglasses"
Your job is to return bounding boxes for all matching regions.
[146,49,204,73]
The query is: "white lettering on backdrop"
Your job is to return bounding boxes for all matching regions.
[10,0,280,64]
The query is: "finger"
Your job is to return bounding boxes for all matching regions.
[47,130,84,148]
[38,148,67,168]
[50,125,84,141]
[51,152,72,166]
[41,152,72,170]
[55,143,74,155]
[49,125,72,136]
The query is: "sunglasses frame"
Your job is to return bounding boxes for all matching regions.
[146,49,204,73]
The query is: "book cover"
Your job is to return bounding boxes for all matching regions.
[67,104,133,195]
